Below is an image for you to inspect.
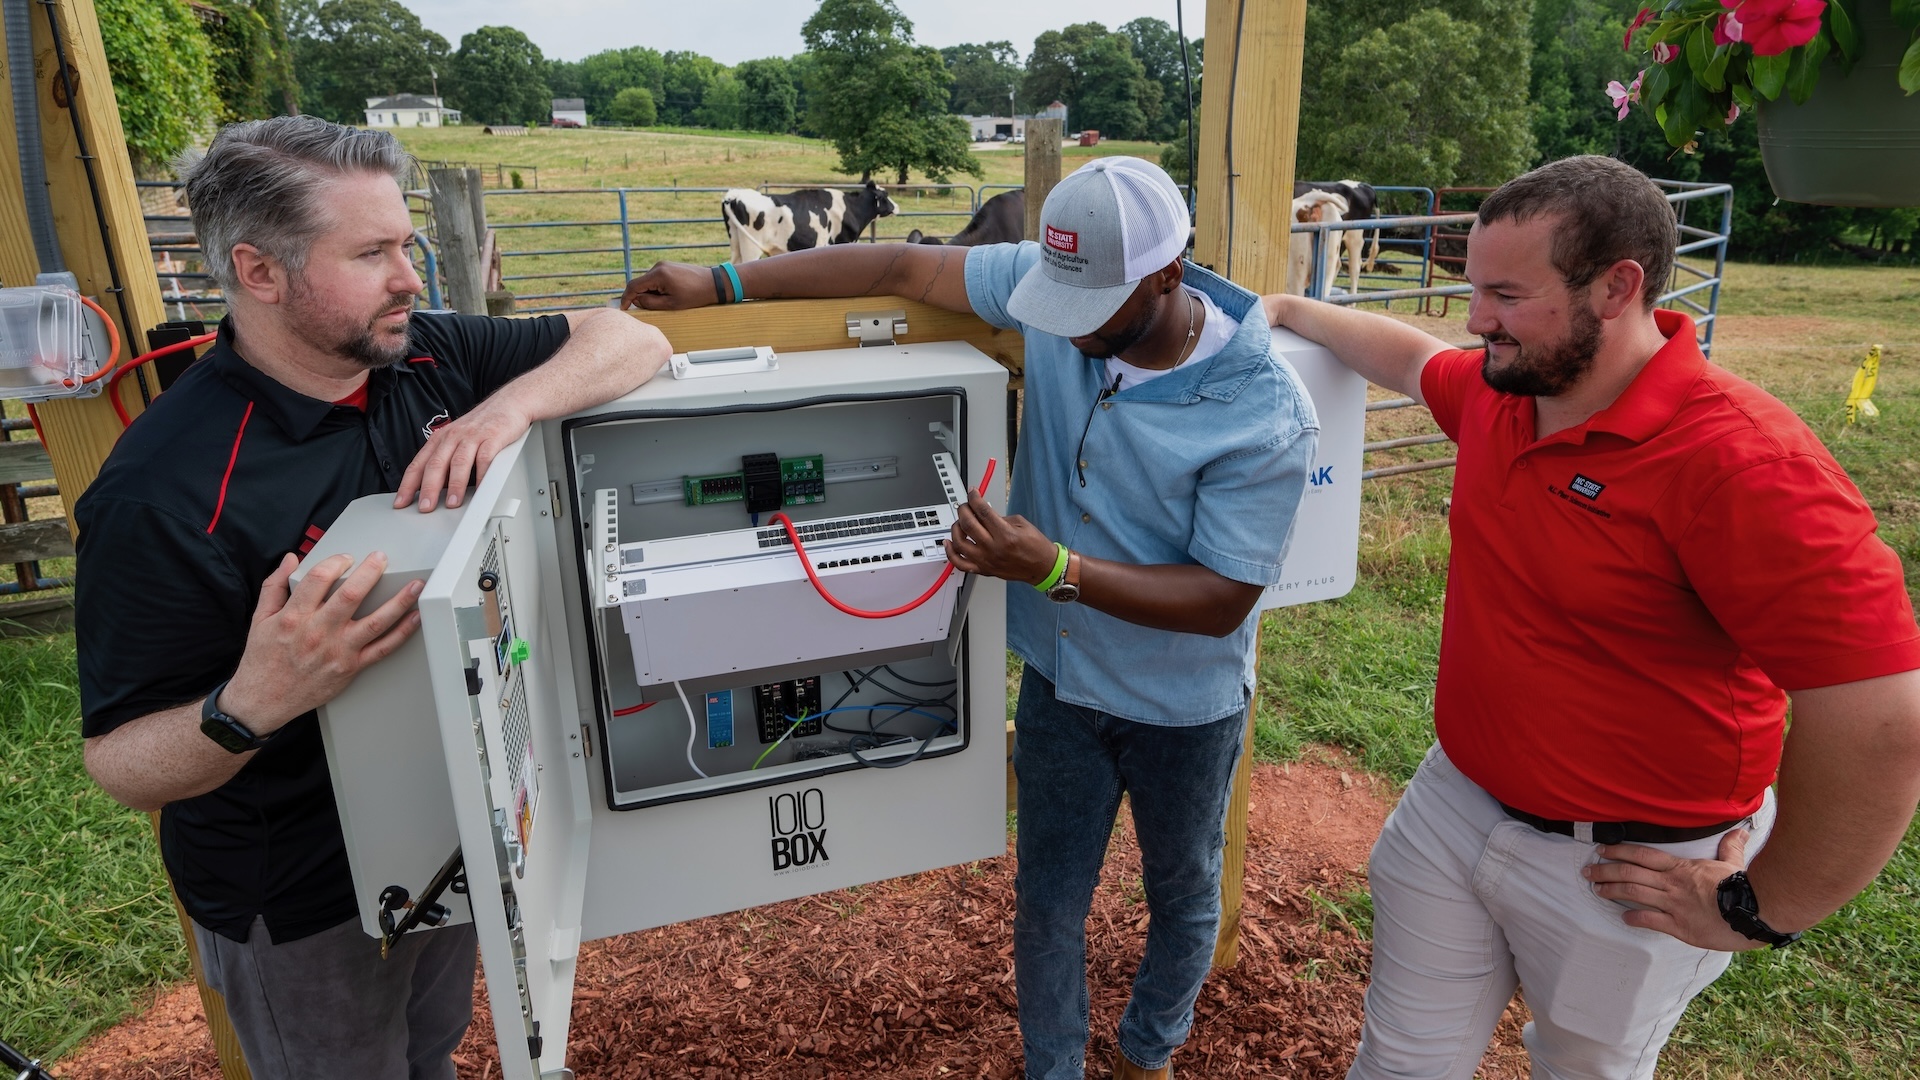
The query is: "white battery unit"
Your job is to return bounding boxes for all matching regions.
[1262,327,1367,608]
[298,329,1366,1080]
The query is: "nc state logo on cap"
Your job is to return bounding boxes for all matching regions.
[1044,225,1079,253]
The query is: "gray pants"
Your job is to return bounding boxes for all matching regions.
[193,915,476,1080]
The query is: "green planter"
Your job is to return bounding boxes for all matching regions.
[1756,1,1920,207]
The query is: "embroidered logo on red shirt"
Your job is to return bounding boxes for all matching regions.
[1044,225,1079,253]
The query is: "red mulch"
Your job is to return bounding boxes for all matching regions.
[56,758,1530,1079]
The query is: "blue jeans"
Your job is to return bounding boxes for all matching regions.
[1013,670,1247,1080]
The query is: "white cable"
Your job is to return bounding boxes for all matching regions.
[674,680,709,778]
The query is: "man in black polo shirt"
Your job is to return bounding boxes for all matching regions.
[74,116,668,1079]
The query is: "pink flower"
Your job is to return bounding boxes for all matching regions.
[1652,41,1679,63]
[1714,10,1744,45]
[1727,102,1742,124]
[1736,0,1827,56]
[1623,7,1653,51]
[1605,71,1645,120]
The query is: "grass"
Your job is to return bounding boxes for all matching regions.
[0,634,185,1060]
[6,258,1918,1071]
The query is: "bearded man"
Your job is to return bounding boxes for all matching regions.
[1265,154,1920,1079]
[75,115,668,1079]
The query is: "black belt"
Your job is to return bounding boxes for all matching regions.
[1498,803,1744,845]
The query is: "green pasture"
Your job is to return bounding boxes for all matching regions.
[4,258,1918,1075]
[388,126,1165,310]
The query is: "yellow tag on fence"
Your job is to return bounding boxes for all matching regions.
[1846,345,1882,424]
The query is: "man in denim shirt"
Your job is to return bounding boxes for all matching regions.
[624,157,1317,1080]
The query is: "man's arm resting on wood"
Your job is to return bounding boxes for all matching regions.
[399,308,672,510]
[1262,293,1455,404]
[1746,667,1920,931]
[622,244,974,315]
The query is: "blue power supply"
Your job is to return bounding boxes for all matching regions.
[705,691,734,749]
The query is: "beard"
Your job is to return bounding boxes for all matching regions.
[1072,295,1160,360]
[1480,302,1603,397]
[285,276,415,370]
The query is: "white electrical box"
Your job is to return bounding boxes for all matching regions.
[297,329,1364,1080]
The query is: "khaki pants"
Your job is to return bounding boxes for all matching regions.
[1349,744,1776,1080]
[193,915,476,1080]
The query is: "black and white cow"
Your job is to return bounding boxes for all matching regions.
[905,190,1026,248]
[721,181,898,262]
[1294,179,1382,290]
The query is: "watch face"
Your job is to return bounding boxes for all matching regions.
[1047,582,1080,603]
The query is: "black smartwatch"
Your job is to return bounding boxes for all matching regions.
[1715,870,1802,949]
[200,679,272,754]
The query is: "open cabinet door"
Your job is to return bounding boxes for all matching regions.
[418,431,592,1080]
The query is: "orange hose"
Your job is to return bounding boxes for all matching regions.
[770,458,998,620]
[70,294,122,384]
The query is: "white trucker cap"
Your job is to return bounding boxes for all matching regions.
[1006,156,1190,337]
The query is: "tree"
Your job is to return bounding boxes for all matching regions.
[449,26,549,125]
[292,0,449,124]
[546,57,585,102]
[1020,22,1160,139]
[200,0,300,119]
[660,51,725,125]
[1120,17,1197,140]
[736,58,798,133]
[609,86,657,127]
[579,46,667,119]
[802,0,983,184]
[97,0,222,173]
[1300,1,1535,187]
[940,41,1020,114]
[696,71,745,129]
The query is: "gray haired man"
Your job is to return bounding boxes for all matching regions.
[75,116,668,1078]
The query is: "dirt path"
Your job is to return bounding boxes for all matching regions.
[57,758,1530,1079]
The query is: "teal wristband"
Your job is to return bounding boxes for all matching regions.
[720,262,745,304]
[1033,543,1069,592]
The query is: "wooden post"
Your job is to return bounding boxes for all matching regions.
[1191,0,1311,971]
[1022,118,1063,241]
[428,168,485,315]
[1,7,251,1076]
[12,0,173,526]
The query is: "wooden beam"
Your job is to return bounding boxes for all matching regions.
[1195,0,1311,971]
[1192,0,1310,296]
[1022,119,1063,242]
[0,440,54,486]
[429,167,486,315]
[627,296,1025,384]
[0,518,74,563]
[0,594,75,637]
[16,0,173,531]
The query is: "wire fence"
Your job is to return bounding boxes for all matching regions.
[132,177,1731,485]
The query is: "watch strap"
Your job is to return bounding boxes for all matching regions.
[1064,549,1081,590]
[1716,871,1802,949]
[200,679,270,754]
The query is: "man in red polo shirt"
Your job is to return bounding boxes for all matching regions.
[1265,155,1920,1078]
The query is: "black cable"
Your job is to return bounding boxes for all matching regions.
[1224,0,1248,279]
[878,664,957,689]
[41,0,148,406]
[1176,0,1198,213]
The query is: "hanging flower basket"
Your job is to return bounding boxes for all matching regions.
[1621,0,1920,207]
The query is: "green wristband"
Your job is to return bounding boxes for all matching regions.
[1033,543,1069,592]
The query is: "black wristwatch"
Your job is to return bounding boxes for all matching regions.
[200,679,273,754]
[1715,870,1802,949]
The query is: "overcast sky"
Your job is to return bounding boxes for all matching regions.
[398,1,1200,65]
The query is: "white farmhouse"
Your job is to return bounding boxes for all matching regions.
[364,95,462,128]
